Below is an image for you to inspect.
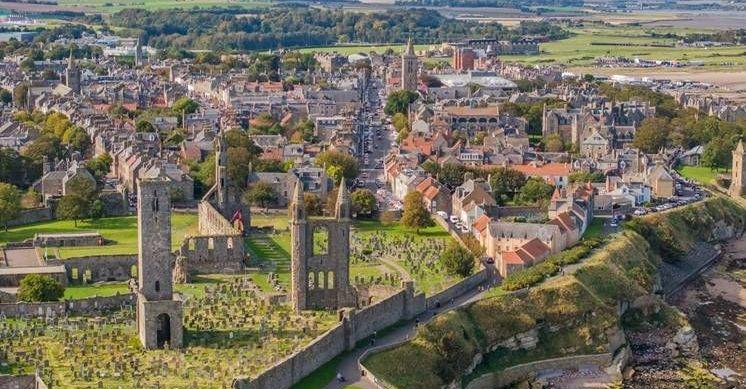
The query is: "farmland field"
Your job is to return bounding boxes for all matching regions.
[55,0,271,13]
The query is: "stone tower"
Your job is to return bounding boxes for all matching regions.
[215,134,228,210]
[730,140,746,197]
[135,35,143,67]
[290,180,356,312]
[401,38,419,91]
[136,168,183,349]
[65,50,81,94]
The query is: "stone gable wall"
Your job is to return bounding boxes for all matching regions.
[49,255,137,284]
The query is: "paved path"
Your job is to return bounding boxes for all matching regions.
[324,280,493,389]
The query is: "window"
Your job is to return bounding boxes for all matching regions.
[313,226,329,255]
[155,280,160,292]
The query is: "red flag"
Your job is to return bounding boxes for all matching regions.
[230,209,243,231]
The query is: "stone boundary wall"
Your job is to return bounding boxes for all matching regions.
[0,293,136,318]
[48,255,137,284]
[464,353,613,389]
[179,235,245,273]
[426,268,487,310]
[491,206,543,219]
[7,208,54,228]
[233,283,426,389]
[198,201,240,236]
[0,374,36,389]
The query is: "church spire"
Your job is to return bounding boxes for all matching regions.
[406,37,414,56]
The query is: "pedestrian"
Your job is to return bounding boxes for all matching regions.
[337,372,345,382]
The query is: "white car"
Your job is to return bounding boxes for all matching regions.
[449,215,459,224]
[436,211,448,219]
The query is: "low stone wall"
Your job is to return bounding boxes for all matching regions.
[233,282,425,389]
[465,353,614,389]
[426,268,487,310]
[7,208,53,228]
[491,206,543,219]
[0,374,36,389]
[0,293,136,318]
[48,255,137,284]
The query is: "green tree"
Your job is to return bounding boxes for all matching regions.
[439,241,475,277]
[518,177,554,205]
[633,117,670,153]
[17,274,64,302]
[0,183,21,231]
[62,126,90,154]
[392,112,409,133]
[439,163,466,189]
[172,97,199,115]
[243,181,277,207]
[384,90,419,116]
[701,137,734,171]
[226,147,253,187]
[315,150,359,182]
[489,167,527,204]
[0,89,12,104]
[401,191,433,233]
[135,119,155,133]
[350,188,376,216]
[56,194,89,226]
[86,153,113,183]
[568,171,605,183]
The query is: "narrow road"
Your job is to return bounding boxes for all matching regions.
[324,280,492,389]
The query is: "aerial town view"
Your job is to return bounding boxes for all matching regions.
[0,0,745,388]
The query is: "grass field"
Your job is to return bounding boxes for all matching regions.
[62,273,247,300]
[0,214,198,258]
[675,165,721,186]
[505,25,746,69]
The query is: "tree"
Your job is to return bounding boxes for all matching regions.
[384,90,418,116]
[518,177,554,205]
[66,175,98,203]
[17,274,64,302]
[568,171,605,184]
[12,83,28,109]
[135,119,155,133]
[439,241,475,277]
[439,163,466,189]
[315,150,359,182]
[544,133,564,152]
[391,112,409,133]
[304,193,324,216]
[57,195,89,226]
[489,167,527,205]
[633,117,670,153]
[243,181,277,208]
[351,189,376,216]
[0,183,21,231]
[86,153,113,183]
[0,89,11,104]
[62,126,90,154]
[401,191,433,233]
[226,147,253,187]
[702,137,733,171]
[172,97,199,115]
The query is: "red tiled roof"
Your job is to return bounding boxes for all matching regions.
[511,163,571,177]
[519,238,550,260]
[472,214,491,233]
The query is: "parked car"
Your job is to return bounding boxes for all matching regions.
[449,215,459,224]
[436,211,448,219]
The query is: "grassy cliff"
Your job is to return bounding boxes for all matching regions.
[363,198,746,388]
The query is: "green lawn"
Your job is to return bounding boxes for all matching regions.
[61,273,238,300]
[0,214,198,258]
[675,165,721,186]
[582,217,604,239]
[505,25,746,69]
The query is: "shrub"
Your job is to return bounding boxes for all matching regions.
[17,274,65,302]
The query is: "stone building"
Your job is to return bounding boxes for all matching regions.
[136,170,183,349]
[65,51,81,94]
[730,140,746,197]
[290,180,357,312]
[401,38,419,91]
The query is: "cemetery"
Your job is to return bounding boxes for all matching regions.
[0,275,337,387]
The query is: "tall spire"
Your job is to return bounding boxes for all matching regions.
[291,178,305,221]
[335,182,350,220]
[406,37,414,56]
[68,49,76,69]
